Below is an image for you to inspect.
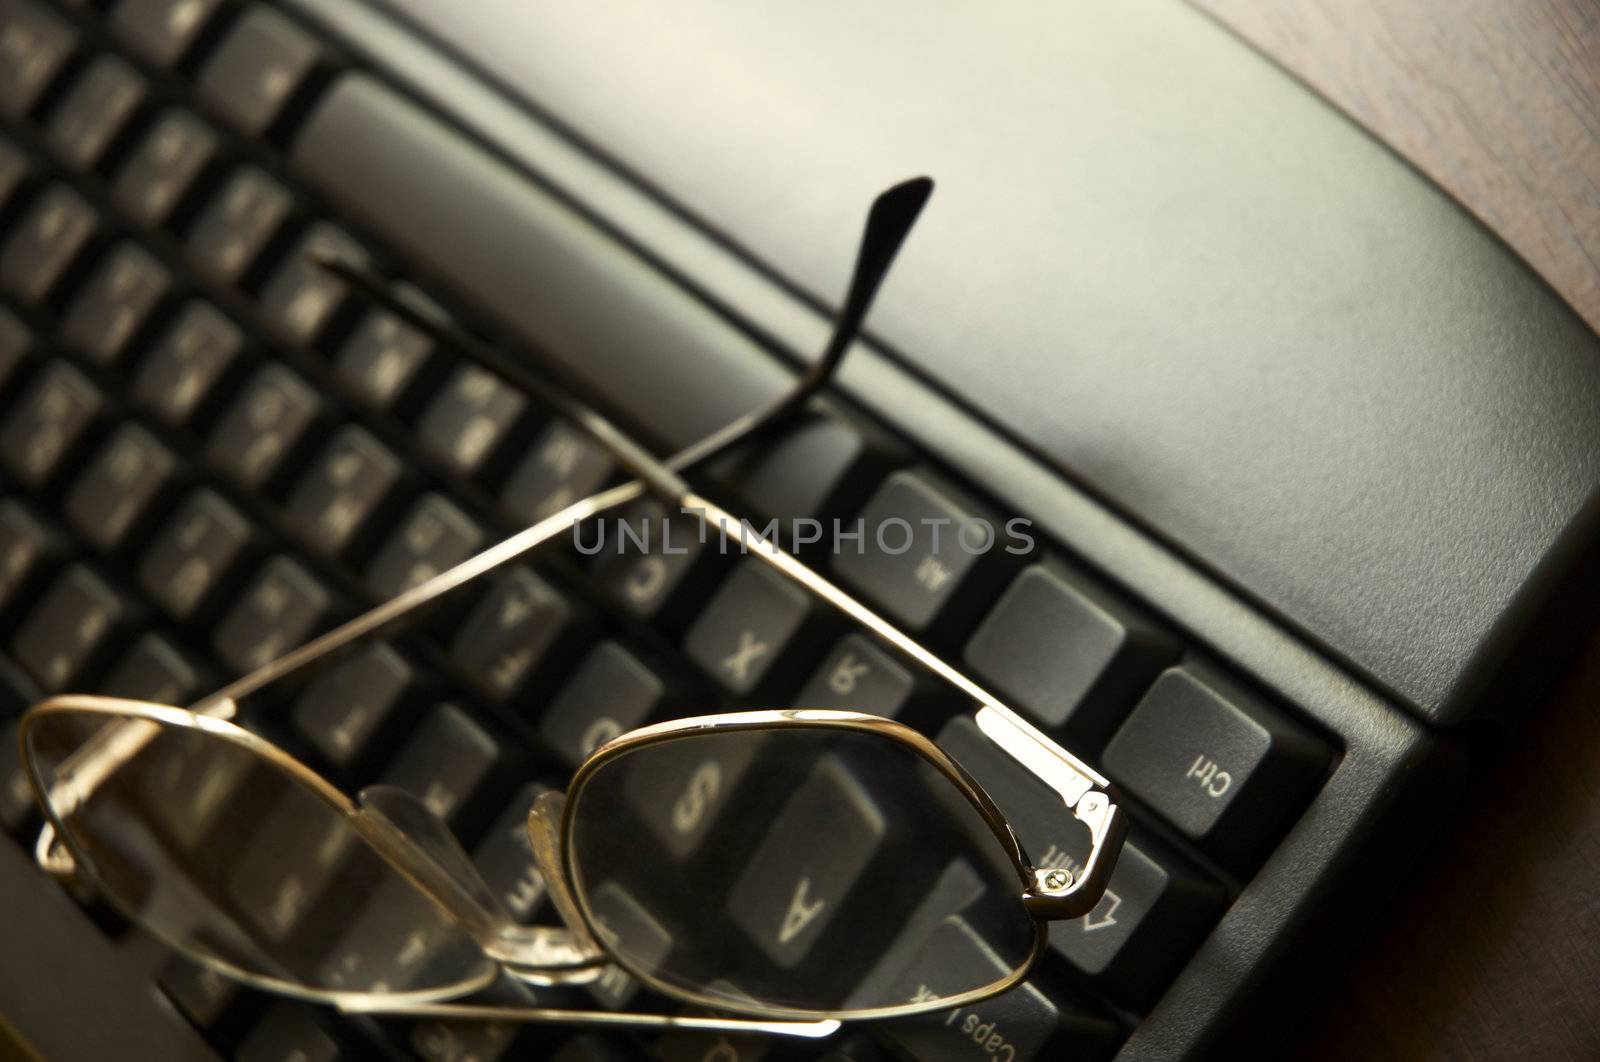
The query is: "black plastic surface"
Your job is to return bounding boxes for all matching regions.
[0,838,218,1062]
[369,0,1600,725]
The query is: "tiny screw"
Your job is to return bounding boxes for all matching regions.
[1043,870,1070,890]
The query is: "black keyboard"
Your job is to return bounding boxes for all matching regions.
[0,2,1434,1060]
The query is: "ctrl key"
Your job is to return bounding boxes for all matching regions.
[1104,663,1330,867]
[879,918,1118,1062]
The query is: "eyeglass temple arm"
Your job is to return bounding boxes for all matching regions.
[337,999,840,1040]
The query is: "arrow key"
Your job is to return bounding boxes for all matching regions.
[1044,831,1223,1010]
[938,715,1224,1009]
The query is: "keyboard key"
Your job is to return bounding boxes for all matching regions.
[832,471,1011,632]
[0,500,65,615]
[110,0,224,68]
[291,641,413,768]
[450,567,577,703]
[185,165,293,285]
[938,715,1223,1006]
[319,875,474,994]
[965,563,1178,734]
[333,306,436,413]
[197,7,324,136]
[417,364,528,479]
[538,641,664,767]
[593,498,714,623]
[285,424,403,557]
[0,184,98,304]
[684,560,819,696]
[43,54,147,172]
[1103,664,1329,866]
[213,556,333,674]
[0,1,77,119]
[12,565,129,692]
[228,793,359,941]
[236,1004,340,1062]
[846,859,986,1010]
[256,224,366,348]
[586,881,673,1009]
[111,109,219,229]
[622,727,763,860]
[380,702,505,826]
[1046,834,1220,1008]
[207,362,324,490]
[501,419,615,524]
[139,488,255,620]
[367,494,483,599]
[157,956,240,1030]
[59,242,173,366]
[797,634,917,718]
[0,361,102,488]
[713,410,898,530]
[727,754,886,967]
[99,634,201,705]
[877,918,1118,1062]
[65,424,179,552]
[131,299,244,426]
[471,783,550,923]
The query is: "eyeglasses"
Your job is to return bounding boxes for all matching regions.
[17,178,1126,1041]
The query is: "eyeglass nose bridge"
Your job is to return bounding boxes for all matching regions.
[348,783,607,976]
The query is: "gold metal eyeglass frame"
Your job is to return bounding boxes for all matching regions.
[16,177,1126,1039]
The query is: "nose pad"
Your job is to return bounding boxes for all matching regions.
[358,784,509,922]
[527,790,605,961]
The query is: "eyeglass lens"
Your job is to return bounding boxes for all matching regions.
[23,706,496,1001]
[28,703,1042,1020]
[564,723,1039,1017]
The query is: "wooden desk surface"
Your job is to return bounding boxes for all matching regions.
[1296,624,1600,1061]
[1191,0,1600,339]
[1184,3,1600,1056]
